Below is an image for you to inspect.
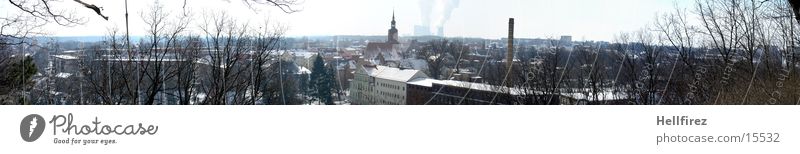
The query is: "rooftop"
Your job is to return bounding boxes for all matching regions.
[52,55,79,60]
[407,78,531,95]
[55,73,73,78]
[367,65,426,82]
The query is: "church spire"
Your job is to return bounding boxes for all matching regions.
[391,10,396,28]
[387,11,399,44]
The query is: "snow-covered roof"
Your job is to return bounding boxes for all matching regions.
[53,55,78,60]
[55,73,72,78]
[407,78,531,95]
[62,50,81,53]
[102,58,187,62]
[407,78,438,87]
[297,66,311,74]
[196,57,227,68]
[560,89,627,101]
[368,65,426,82]
[348,61,357,69]
[399,58,428,70]
[292,51,316,59]
[10,53,31,57]
[439,80,506,93]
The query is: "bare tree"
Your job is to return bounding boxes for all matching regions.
[655,5,703,104]
[81,28,120,105]
[182,0,302,13]
[197,11,254,105]
[174,36,202,105]
[611,32,638,104]
[135,1,192,105]
[573,44,607,104]
[695,0,745,104]
[788,0,800,23]
[248,21,286,105]
[656,5,699,71]
[7,0,108,26]
[417,40,450,80]
[542,39,568,104]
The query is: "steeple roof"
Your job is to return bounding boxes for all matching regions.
[391,10,396,27]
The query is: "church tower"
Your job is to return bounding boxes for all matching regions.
[387,11,399,44]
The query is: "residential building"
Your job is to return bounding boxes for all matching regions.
[349,64,428,105]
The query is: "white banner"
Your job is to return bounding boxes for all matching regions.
[0,106,796,154]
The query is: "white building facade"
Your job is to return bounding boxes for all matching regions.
[349,65,427,105]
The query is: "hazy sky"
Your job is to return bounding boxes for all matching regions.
[1,0,692,41]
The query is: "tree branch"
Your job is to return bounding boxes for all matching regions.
[789,0,800,24]
[72,0,109,20]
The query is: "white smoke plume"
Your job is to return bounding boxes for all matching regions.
[419,0,434,27]
[418,0,460,32]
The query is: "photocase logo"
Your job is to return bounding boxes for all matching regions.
[20,114,45,142]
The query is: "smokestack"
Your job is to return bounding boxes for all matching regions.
[506,18,514,69]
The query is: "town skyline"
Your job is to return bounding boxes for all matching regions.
[0,0,686,41]
[3,0,798,105]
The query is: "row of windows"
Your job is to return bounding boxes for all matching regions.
[354,83,372,91]
[351,74,410,105]
[379,91,404,100]
[378,82,405,91]
[358,94,403,105]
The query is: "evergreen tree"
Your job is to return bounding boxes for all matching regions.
[325,64,338,105]
[262,60,300,105]
[309,54,333,104]
[0,56,37,105]
[0,56,37,95]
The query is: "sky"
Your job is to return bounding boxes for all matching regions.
[1,0,693,41]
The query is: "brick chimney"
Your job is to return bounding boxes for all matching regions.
[506,18,514,69]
